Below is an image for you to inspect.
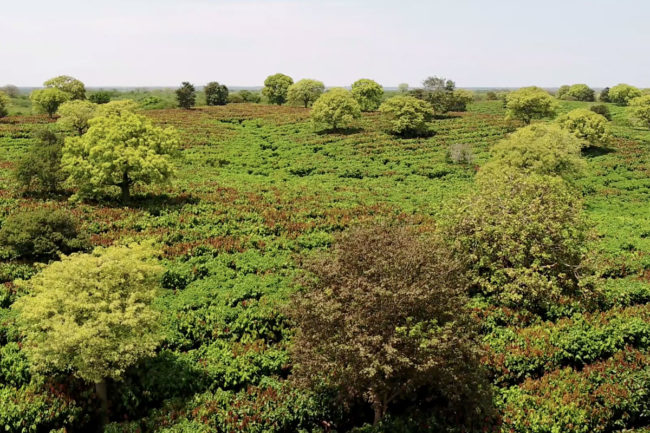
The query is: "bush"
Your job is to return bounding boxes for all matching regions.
[505,86,557,124]
[447,142,474,164]
[0,208,90,261]
[239,90,261,103]
[227,93,244,104]
[289,224,495,428]
[486,91,498,100]
[15,127,65,193]
[88,91,112,104]
[558,84,595,101]
[599,87,610,102]
[0,91,9,117]
[350,79,384,111]
[310,88,361,131]
[609,83,642,106]
[176,82,196,109]
[590,103,611,120]
[204,82,229,106]
[556,108,611,147]
[378,95,433,136]
[628,95,650,128]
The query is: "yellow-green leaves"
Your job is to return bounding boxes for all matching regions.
[286,79,325,108]
[629,95,650,128]
[0,90,9,117]
[56,100,98,135]
[310,88,361,131]
[557,108,611,147]
[44,75,86,100]
[262,73,294,105]
[350,79,384,112]
[505,86,557,124]
[379,95,433,137]
[30,88,70,118]
[13,243,163,384]
[608,83,642,106]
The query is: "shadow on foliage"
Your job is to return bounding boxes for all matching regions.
[315,127,363,136]
[582,145,614,158]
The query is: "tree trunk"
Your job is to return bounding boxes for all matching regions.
[95,379,109,425]
[373,402,383,425]
[119,171,130,202]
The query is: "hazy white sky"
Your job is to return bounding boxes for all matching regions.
[1,0,648,88]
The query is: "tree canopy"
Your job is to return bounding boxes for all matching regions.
[262,73,294,105]
[56,100,98,135]
[629,95,650,128]
[557,108,611,146]
[379,95,433,136]
[44,75,86,100]
[350,78,384,111]
[505,86,557,124]
[609,83,642,105]
[286,79,325,108]
[176,82,196,109]
[30,88,70,117]
[204,82,229,106]
[310,88,361,131]
[557,84,595,101]
[0,91,9,117]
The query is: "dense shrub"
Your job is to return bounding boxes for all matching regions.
[0,209,90,261]
[239,90,261,103]
[556,108,611,147]
[558,84,595,101]
[599,87,610,102]
[289,225,495,428]
[0,91,9,117]
[505,86,557,124]
[590,103,611,120]
[15,127,65,194]
[351,79,384,111]
[88,90,112,104]
[310,88,361,131]
[609,83,642,105]
[378,95,433,136]
[176,82,196,109]
[628,95,650,128]
[204,82,229,106]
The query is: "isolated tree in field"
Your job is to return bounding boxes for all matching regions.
[88,91,112,104]
[0,90,9,117]
[176,82,196,109]
[629,95,650,128]
[556,85,570,99]
[1,84,20,98]
[12,243,163,422]
[478,124,585,181]
[444,170,589,313]
[351,78,384,111]
[15,127,65,193]
[286,79,325,107]
[608,83,642,106]
[379,95,433,136]
[566,84,595,101]
[44,75,86,100]
[505,86,557,124]
[62,110,179,201]
[30,88,70,117]
[262,73,294,105]
[204,81,229,106]
[599,87,611,102]
[557,108,611,146]
[397,83,409,94]
[290,225,494,427]
[56,100,97,135]
[310,88,361,130]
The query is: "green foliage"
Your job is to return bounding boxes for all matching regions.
[556,85,570,99]
[397,83,409,94]
[290,225,495,427]
[351,79,384,111]
[599,87,610,102]
[13,243,163,384]
[44,75,86,100]
[628,95,650,128]
[609,83,642,105]
[505,86,557,123]
[556,108,611,146]
[239,89,261,103]
[56,100,97,135]
[590,103,611,120]
[62,110,179,201]
[479,124,585,181]
[95,99,139,117]
[88,90,112,104]
[262,73,294,105]
[15,127,65,193]
[286,79,324,108]
[445,171,590,314]
[0,91,9,118]
[310,87,361,130]
[558,84,595,101]
[30,88,70,117]
[0,208,90,261]
[204,82,229,106]
[176,82,196,109]
[378,95,433,136]
[0,85,20,98]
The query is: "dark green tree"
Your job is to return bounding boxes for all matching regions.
[176,82,196,109]
[204,82,229,106]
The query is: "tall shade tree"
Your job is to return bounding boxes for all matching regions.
[0,90,9,117]
[62,110,179,202]
[310,87,361,131]
[350,78,384,111]
[505,86,557,124]
[289,225,494,427]
[204,81,229,106]
[176,82,196,109]
[629,95,650,129]
[30,88,70,118]
[12,243,163,422]
[556,108,611,147]
[286,79,325,108]
[44,75,86,100]
[378,95,433,136]
[56,100,98,135]
[608,83,642,106]
[262,73,294,105]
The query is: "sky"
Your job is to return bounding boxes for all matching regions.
[1,0,649,88]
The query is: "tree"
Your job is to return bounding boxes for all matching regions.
[505,86,557,124]
[62,110,179,202]
[0,209,90,261]
[12,243,163,422]
[0,84,20,98]
[566,84,595,101]
[629,95,650,128]
[599,87,610,102]
[556,85,570,99]
[289,225,494,427]
[30,88,70,118]
[262,73,294,105]
[15,127,65,193]
[478,124,585,181]
[286,79,325,108]
[56,100,97,135]
[96,99,139,117]
[608,83,642,106]
[0,91,9,117]
[239,90,261,103]
[350,79,384,111]
[397,83,409,94]
[176,82,196,109]
[310,88,361,131]
[418,76,473,113]
[444,171,590,314]
[378,95,433,136]
[44,75,86,100]
[556,108,611,146]
[204,81,229,106]
[88,91,112,104]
